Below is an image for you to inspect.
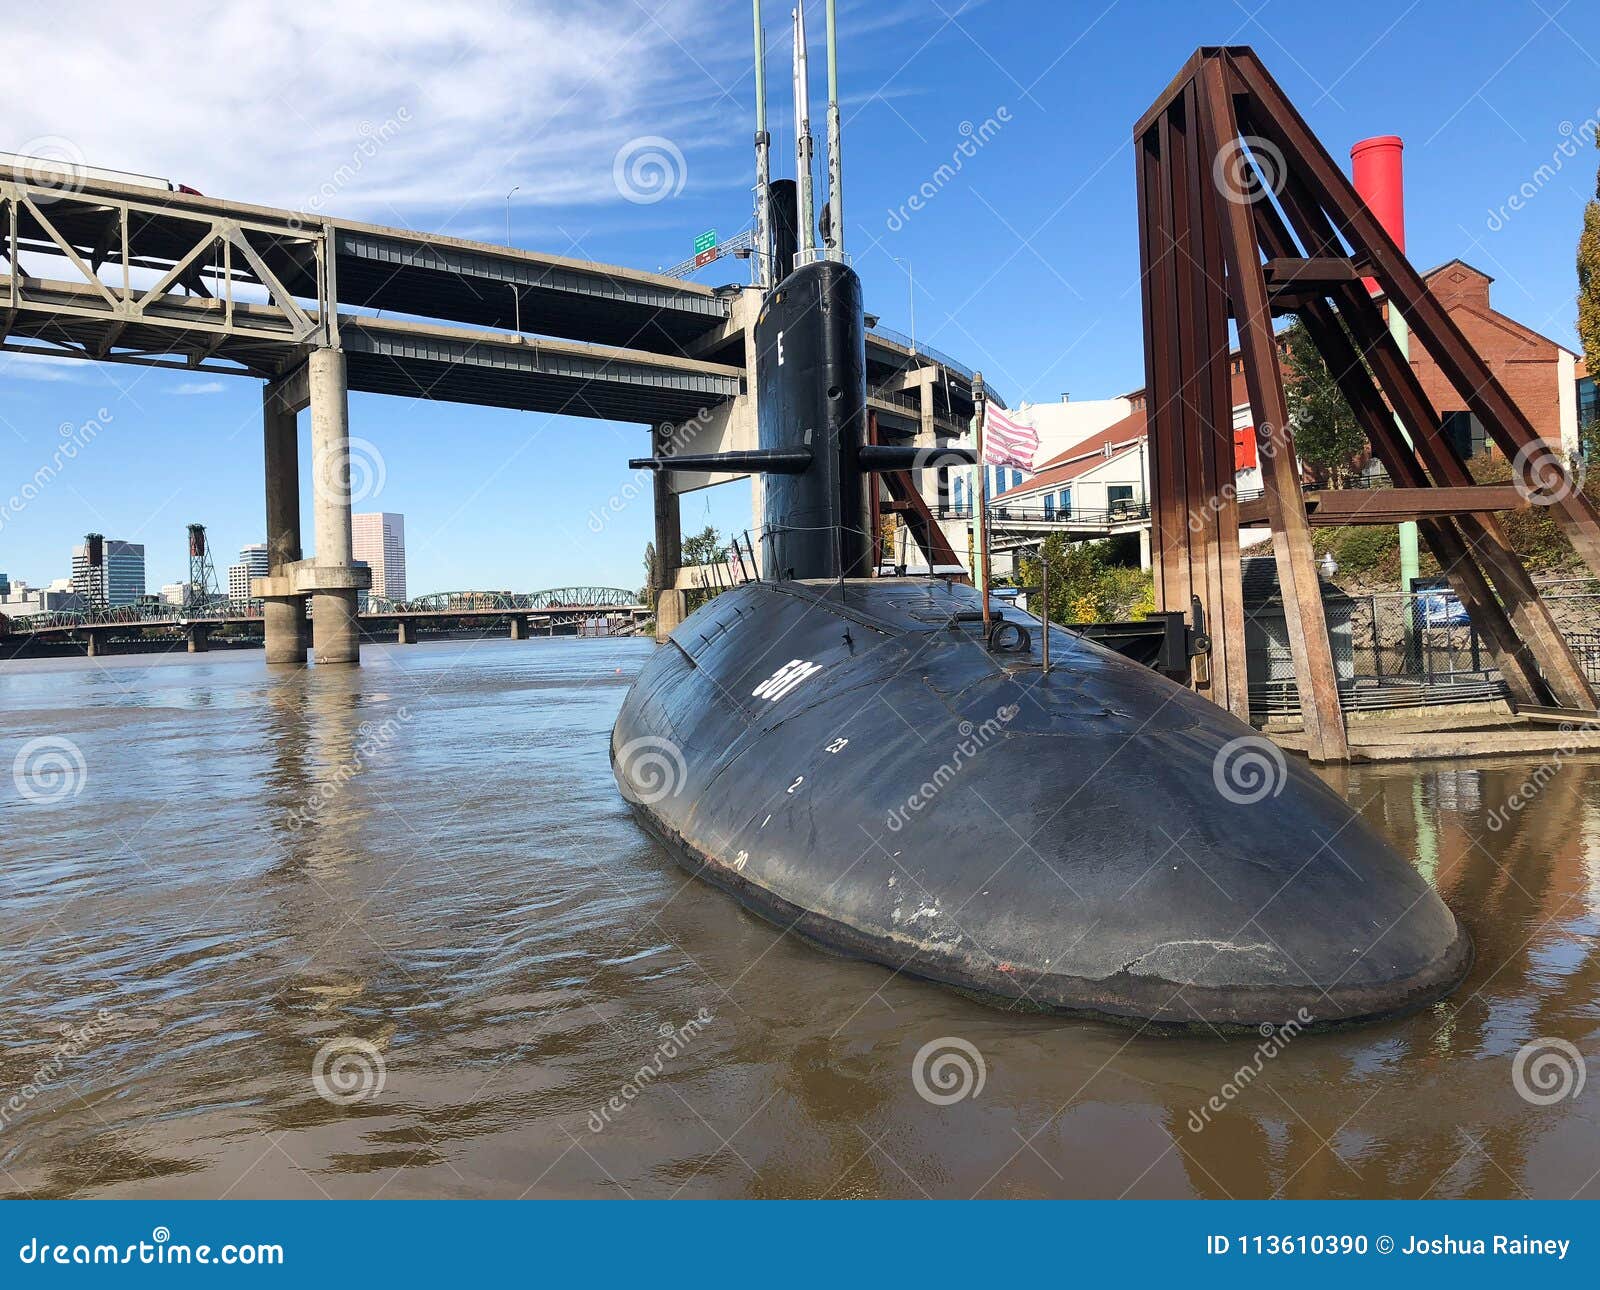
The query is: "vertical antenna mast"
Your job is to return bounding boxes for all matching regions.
[753,0,773,289]
[792,5,816,258]
[823,0,844,260]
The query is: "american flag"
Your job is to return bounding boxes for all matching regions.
[982,403,1038,470]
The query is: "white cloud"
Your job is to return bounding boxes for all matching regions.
[6,0,753,229]
[0,352,93,382]
[173,381,226,396]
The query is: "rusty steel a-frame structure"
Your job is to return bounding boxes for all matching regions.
[1136,46,1600,763]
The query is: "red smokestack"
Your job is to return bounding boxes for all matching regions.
[1350,135,1405,295]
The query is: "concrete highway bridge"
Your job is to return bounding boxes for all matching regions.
[0,588,647,655]
[1,162,990,663]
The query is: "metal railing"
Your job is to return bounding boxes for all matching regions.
[935,501,1151,526]
[864,322,1006,408]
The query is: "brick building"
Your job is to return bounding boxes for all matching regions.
[1400,259,1582,460]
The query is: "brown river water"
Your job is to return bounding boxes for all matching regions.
[1,639,1597,1199]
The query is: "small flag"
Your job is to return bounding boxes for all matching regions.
[982,403,1039,470]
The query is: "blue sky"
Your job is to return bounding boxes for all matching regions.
[3,0,1597,594]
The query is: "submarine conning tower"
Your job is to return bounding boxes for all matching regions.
[628,256,975,578]
[755,259,870,581]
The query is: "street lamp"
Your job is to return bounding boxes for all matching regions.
[891,256,915,355]
[504,185,520,246]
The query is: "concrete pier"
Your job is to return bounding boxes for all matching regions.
[186,625,210,653]
[652,434,684,644]
[510,617,528,641]
[396,620,416,645]
[261,379,308,665]
[308,349,362,666]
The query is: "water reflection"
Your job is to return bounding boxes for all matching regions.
[1,644,1597,1198]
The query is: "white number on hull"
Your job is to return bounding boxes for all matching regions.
[752,659,821,702]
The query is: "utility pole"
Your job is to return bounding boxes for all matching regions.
[974,372,992,633]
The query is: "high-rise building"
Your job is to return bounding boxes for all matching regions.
[352,512,406,602]
[71,536,145,607]
[228,544,270,607]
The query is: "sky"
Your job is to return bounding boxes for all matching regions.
[2,0,1598,595]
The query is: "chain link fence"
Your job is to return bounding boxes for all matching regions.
[1247,577,1600,720]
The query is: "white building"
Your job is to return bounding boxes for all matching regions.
[226,544,269,606]
[949,396,1133,517]
[1,579,85,616]
[353,512,406,603]
[70,537,145,607]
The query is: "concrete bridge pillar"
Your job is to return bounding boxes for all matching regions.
[308,348,361,666]
[653,431,684,644]
[187,624,211,653]
[261,379,308,665]
[84,629,104,658]
[510,616,528,641]
[396,619,416,645]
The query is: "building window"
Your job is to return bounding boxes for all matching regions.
[1059,488,1071,516]
[1580,375,1597,449]
[1442,411,1485,460]
[953,476,965,510]
[1044,494,1055,519]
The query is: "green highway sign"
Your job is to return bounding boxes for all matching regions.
[693,229,717,254]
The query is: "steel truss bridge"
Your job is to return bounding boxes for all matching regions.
[0,164,988,426]
[1,588,646,641]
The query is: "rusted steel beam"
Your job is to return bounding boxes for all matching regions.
[1195,56,1347,761]
[1254,149,1595,710]
[1226,46,1600,581]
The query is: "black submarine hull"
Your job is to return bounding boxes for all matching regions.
[613,577,1472,1029]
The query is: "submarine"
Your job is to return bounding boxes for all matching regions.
[611,11,1470,1030]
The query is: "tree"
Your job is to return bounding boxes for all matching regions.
[640,540,657,602]
[1017,534,1153,625]
[681,525,724,566]
[1282,319,1368,484]
[1579,132,1600,419]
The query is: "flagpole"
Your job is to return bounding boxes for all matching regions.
[973,371,992,634]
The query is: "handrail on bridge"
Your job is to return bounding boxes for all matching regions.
[2,587,644,635]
